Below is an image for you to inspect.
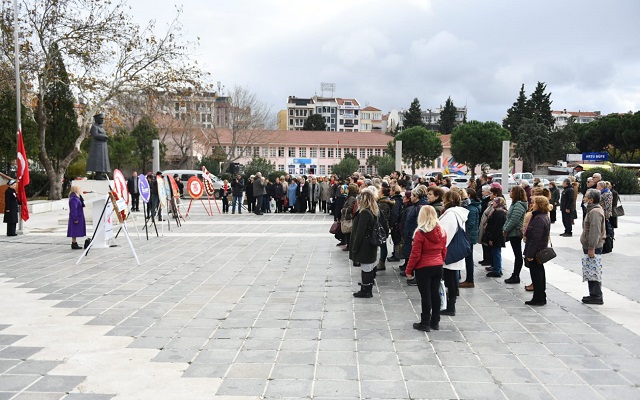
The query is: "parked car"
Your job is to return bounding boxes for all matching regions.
[490,173,517,190]
[445,175,470,189]
[513,172,534,184]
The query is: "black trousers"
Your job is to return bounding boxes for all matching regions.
[131,193,140,211]
[415,266,443,324]
[562,210,572,234]
[527,258,546,302]
[254,195,263,214]
[509,236,523,277]
[6,222,17,236]
[221,196,229,212]
[442,268,457,311]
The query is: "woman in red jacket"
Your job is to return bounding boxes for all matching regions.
[406,205,448,332]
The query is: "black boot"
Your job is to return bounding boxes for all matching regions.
[71,242,82,250]
[413,312,431,331]
[583,281,603,304]
[354,271,374,298]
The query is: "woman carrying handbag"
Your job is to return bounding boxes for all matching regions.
[523,196,552,306]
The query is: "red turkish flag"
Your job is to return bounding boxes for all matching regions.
[16,127,30,221]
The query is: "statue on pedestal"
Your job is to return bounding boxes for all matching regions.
[86,113,111,180]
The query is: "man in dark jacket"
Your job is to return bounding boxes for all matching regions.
[231,174,244,214]
[560,178,575,237]
[3,179,20,236]
[252,172,266,215]
[127,172,140,212]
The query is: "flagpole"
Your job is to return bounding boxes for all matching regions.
[14,0,23,233]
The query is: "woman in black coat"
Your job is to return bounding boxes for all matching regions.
[3,179,20,236]
[523,195,552,306]
[485,197,507,278]
[350,190,379,299]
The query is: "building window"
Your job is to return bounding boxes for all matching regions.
[351,148,357,155]
[254,147,260,157]
[331,118,335,124]
[339,119,344,124]
[359,149,365,159]
[358,165,365,173]
[288,147,296,157]
[310,148,317,158]
[317,107,321,113]
[375,149,381,156]
[319,165,325,175]
[262,147,269,157]
[289,109,294,116]
[299,147,307,157]
[319,147,326,158]
[366,165,373,175]
[336,148,342,158]
[289,119,293,126]
[278,147,285,157]
[367,148,373,157]
[328,148,334,158]
[269,147,277,157]
[278,164,285,172]
[327,165,332,174]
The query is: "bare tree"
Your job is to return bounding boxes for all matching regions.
[205,85,279,167]
[0,0,206,199]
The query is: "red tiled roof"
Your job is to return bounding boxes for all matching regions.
[205,129,393,147]
[362,106,381,111]
[336,98,360,107]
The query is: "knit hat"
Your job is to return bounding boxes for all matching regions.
[490,182,503,191]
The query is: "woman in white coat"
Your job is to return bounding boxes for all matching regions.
[439,190,469,316]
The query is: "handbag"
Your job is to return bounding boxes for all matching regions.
[614,200,625,217]
[535,237,556,263]
[341,218,353,234]
[444,213,471,265]
[439,280,447,311]
[369,216,387,246]
[329,221,340,235]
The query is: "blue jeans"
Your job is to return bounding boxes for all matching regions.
[232,195,243,213]
[490,246,502,274]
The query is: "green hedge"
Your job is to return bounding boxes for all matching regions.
[580,167,639,194]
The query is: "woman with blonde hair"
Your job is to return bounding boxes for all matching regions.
[523,195,552,306]
[350,190,380,298]
[405,205,447,331]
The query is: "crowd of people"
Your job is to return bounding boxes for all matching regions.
[322,170,619,332]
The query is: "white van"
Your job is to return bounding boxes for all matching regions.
[162,169,223,198]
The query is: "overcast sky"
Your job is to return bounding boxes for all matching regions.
[130,0,639,123]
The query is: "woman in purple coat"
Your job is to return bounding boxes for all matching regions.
[67,185,86,249]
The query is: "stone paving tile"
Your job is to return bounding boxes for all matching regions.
[2,211,640,398]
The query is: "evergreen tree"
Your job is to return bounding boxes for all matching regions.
[403,98,425,129]
[0,89,38,174]
[108,127,136,170]
[439,96,457,134]
[394,127,442,174]
[332,153,360,178]
[131,116,160,172]
[527,82,554,131]
[302,113,327,131]
[503,84,528,137]
[43,43,80,172]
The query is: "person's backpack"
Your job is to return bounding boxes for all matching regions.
[369,215,387,246]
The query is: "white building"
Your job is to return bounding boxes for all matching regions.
[552,109,601,129]
[285,96,365,132]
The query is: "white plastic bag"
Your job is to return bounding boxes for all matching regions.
[439,280,447,311]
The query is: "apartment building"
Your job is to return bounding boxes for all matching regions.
[360,106,383,132]
[285,96,365,132]
[285,96,315,131]
[552,109,601,129]
[168,90,232,129]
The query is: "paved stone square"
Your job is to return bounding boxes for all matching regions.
[0,201,639,399]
